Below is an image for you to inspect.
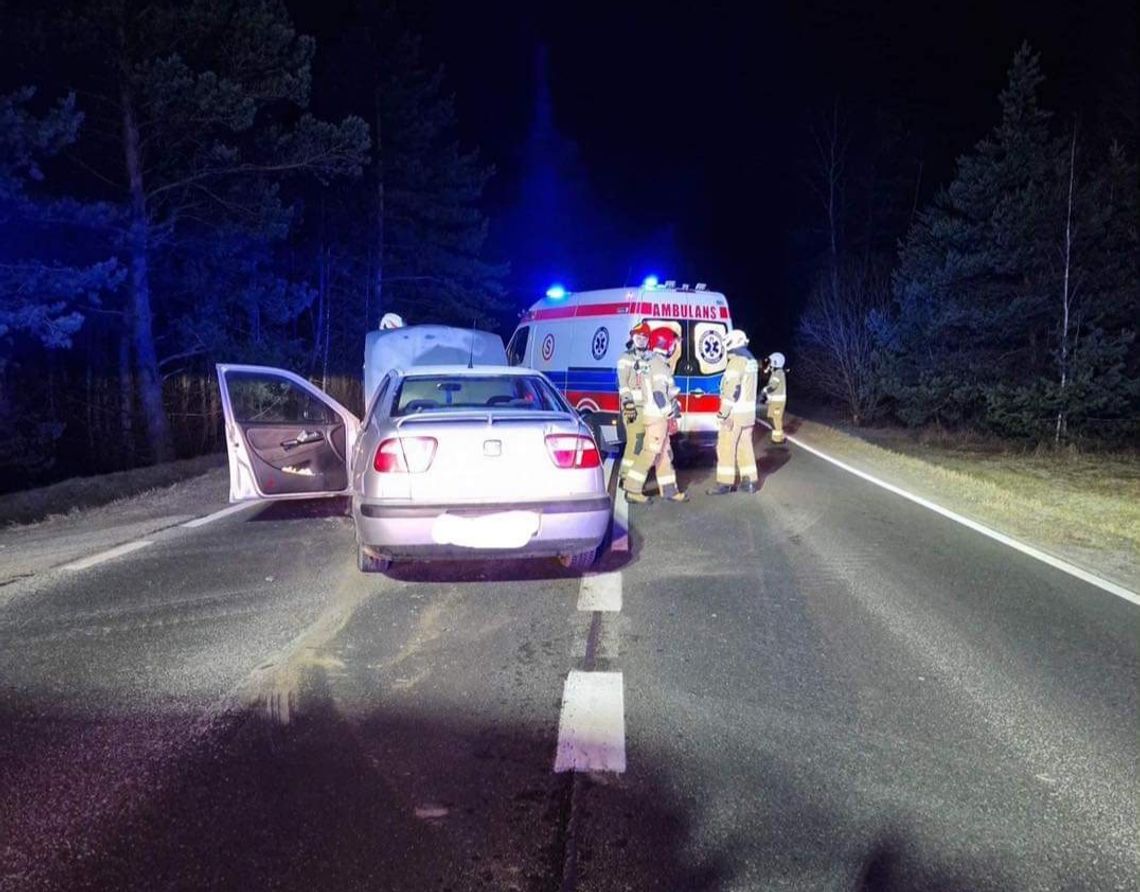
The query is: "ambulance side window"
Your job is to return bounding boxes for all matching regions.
[507,326,530,366]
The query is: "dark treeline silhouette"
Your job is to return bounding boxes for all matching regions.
[0,0,505,491]
[795,44,1138,446]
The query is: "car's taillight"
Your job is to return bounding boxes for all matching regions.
[374,437,437,473]
[545,434,601,469]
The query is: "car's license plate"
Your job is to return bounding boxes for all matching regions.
[432,511,540,549]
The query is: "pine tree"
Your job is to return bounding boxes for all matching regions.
[888,44,1059,428]
[51,0,370,460]
[0,88,121,353]
[0,88,124,481]
[885,43,1138,443]
[377,33,506,326]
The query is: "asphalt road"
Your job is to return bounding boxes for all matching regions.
[0,440,1136,891]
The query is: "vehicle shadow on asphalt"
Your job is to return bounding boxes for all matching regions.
[248,496,351,522]
[0,679,1007,892]
[30,672,722,892]
[382,549,636,585]
[669,438,792,497]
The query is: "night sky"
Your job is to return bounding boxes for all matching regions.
[299,0,1136,345]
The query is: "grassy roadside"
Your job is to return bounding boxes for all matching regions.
[0,452,226,528]
[778,410,1140,593]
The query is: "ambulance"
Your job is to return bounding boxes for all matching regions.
[506,279,734,450]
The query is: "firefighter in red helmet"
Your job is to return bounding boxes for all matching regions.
[623,327,688,503]
[617,321,652,482]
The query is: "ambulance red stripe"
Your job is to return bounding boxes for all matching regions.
[565,391,720,415]
[523,301,729,323]
[566,391,622,412]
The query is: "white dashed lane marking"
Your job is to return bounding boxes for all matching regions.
[182,502,259,528]
[60,540,153,571]
[554,670,626,773]
[577,572,622,612]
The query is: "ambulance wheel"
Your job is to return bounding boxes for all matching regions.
[671,443,695,468]
[357,544,390,574]
[558,548,597,572]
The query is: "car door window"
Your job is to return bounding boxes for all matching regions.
[507,326,530,366]
[227,372,337,425]
[365,375,393,425]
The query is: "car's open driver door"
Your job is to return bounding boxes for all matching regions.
[216,364,360,502]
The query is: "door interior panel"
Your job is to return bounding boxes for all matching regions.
[242,424,348,495]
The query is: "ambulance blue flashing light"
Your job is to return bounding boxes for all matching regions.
[546,284,567,300]
[642,275,658,290]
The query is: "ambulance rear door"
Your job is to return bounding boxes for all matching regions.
[643,317,728,432]
[685,319,730,415]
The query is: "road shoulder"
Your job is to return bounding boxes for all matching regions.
[766,414,1139,595]
[0,467,232,584]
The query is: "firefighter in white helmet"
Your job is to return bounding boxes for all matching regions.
[379,312,406,330]
[624,327,688,503]
[617,321,652,482]
[707,329,760,494]
[761,352,788,444]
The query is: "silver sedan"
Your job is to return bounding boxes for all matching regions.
[217,362,612,573]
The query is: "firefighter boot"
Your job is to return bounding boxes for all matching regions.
[706,484,734,495]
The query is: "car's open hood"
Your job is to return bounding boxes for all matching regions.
[364,325,508,407]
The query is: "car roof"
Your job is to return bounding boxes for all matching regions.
[396,364,541,378]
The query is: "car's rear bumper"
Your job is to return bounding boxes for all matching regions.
[354,495,611,559]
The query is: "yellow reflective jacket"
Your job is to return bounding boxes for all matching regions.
[640,353,679,420]
[719,350,759,425]
[617,348,647,406]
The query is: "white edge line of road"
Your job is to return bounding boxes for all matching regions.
[60,539,153,571]
[182,501,259,528]
[760,420,1140,607]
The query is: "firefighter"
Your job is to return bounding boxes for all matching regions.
[624,328,688,503]
[707,329,760,495]
[617,322,652,482]
[762,352,788,444]
[379,312,406,330]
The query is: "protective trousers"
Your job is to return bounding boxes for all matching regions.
[715,422,758,486]
[624,418,678,498]
[767,398,786,443]
[619,411,645,480]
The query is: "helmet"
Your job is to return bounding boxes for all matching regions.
[379,312,405,330]
[768,352,785,369]
[648,327,679,357]
[630,321,651,350]
[722,329,749,351]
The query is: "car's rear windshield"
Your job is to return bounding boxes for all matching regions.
[392,374,569,415]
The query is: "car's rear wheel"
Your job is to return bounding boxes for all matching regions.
[558,548,597,572]
[357,544,391,573]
